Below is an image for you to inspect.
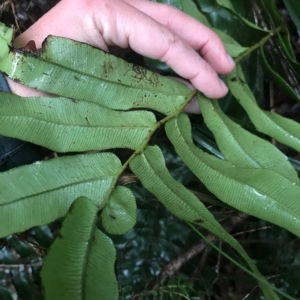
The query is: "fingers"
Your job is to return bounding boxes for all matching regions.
[13,0,231,99]
[13,0,108,50]
[123,0,235,75]
[90,0,229,98]
[168,76,199,113]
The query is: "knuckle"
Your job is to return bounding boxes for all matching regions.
[160,34,182,61]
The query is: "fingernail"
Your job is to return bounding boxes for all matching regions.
[219,79,228,93]
[227,54,236,68]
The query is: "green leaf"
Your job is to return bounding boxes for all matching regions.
[130,145,208,222]
[151,0,183,10]
[165,113,300,238]
[216,30,248,58]
[215,0,234,11]
[258,0,295,60]
[182,0,248,57]
[192,126,224,160]
[214,0,270,34]
[221,50,265,117]
[227,65,300,151]
[283,0,300,35]
[258,0,300,78]
[182,0,211,26]
[199,96,299,182]
[0,153,122,238]
[0,34,190,115]
[0,23,12,61]
[0,93,156,152]
[145,0,248,71]
[226,0,254,17]
[0,22,13,45]
[130,145,279,300]
[41,197,118,300]
[196,0,268,46]
[260,46,300,102]
[101,186,137,235]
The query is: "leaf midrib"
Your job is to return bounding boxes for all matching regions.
[174,118,300,221]
[202,100,262,168]
[235,80,300,145]
[138,147,275,298]
[0,115,153,129]
[81,210,98,300]
[0,176,115,205]
[14,49,188,97]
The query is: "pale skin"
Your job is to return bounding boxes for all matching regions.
[8,0,235,112]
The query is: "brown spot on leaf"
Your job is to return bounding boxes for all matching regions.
[102,58,114,78]
[57,232,63,239]
[126,64,160,87]
[230,77,246,84]
[195,219,203,224]
[109,214,116,220]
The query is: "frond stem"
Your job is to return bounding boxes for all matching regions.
[103,89,198,203]
[234,25,282,64]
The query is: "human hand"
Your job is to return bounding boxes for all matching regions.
[8,0,235,112]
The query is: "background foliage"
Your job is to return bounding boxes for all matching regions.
[0,0,300,299]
